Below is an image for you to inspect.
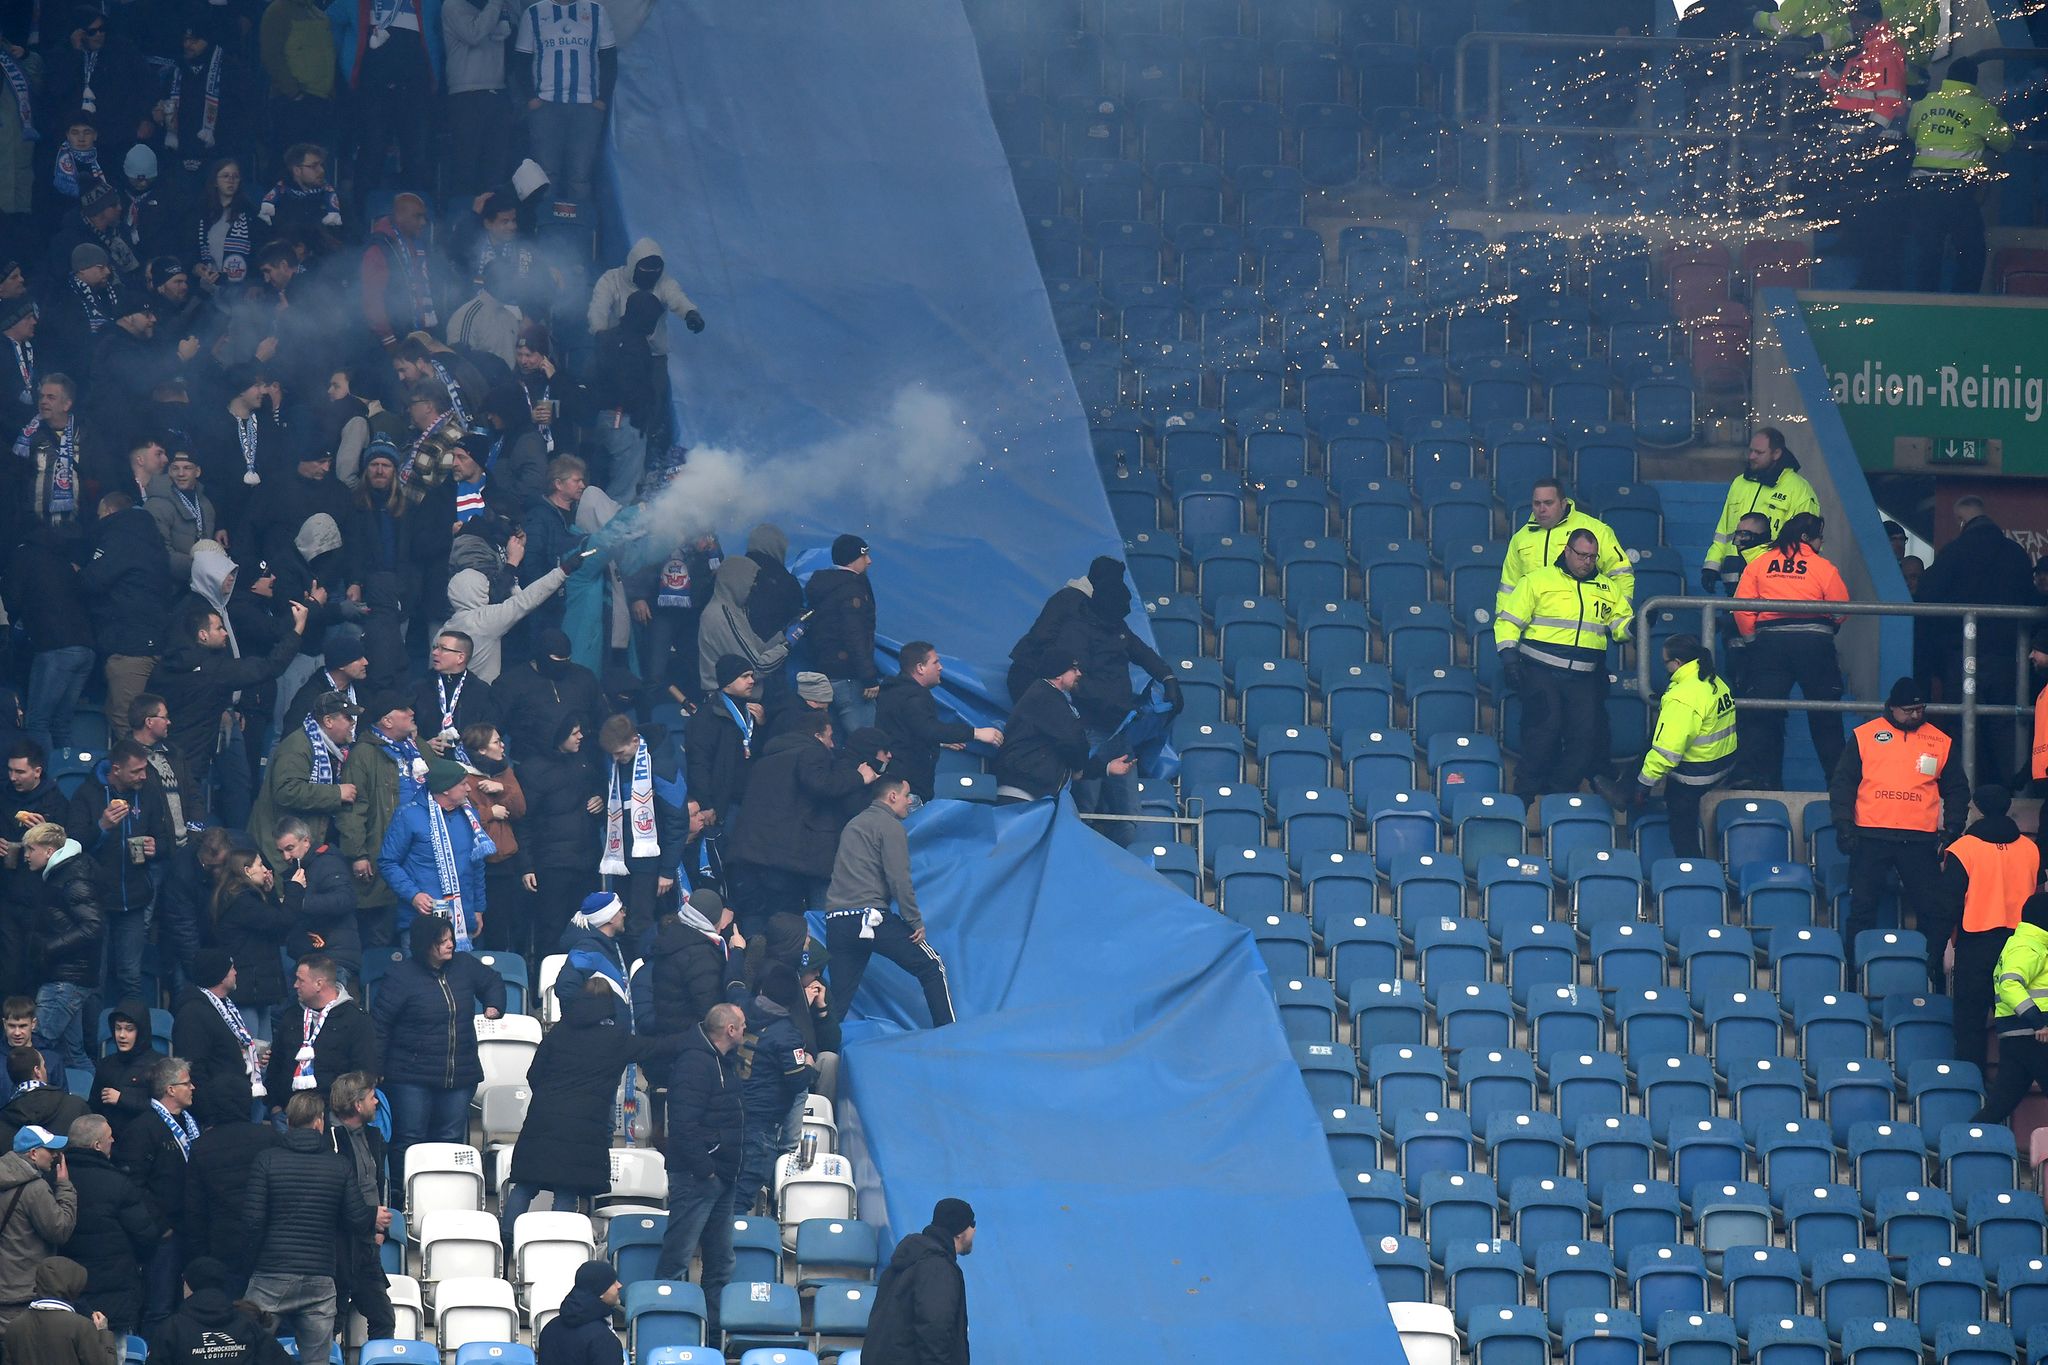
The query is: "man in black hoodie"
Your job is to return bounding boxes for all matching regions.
[1944,783,2042,1070]
[877,641,1004,803]
[805,533,879,734]
[586,291,664,503]
[1004,557,1178,845]
[994,650,1132,810]
[495,628,604,758]
[865,1197,974,1365]
[147,1256,294,1365]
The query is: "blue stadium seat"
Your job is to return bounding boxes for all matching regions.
[1628,1244,1709,1331]
[1276,786,1351,871]
[1740,862,1817,948]
[1370,1233,1432,1302]
[1883,993,1953,1071]
[1511,1176,1590,1249]
[1536,1242,1618,1335]
[1445,542,1509,628]
[1564,1309,1645,1365]
[1690,1180,1773,1260]
[1294,1041,1359,1110]
[1680,925,1756,1004]
[1971,1191,2048,1269]
[1789,1190,1869,1275]
[1324,662,1395,735]
[1718,799,1794,868]
[1237,656,1311,734]
[1567,848,1644,940]
[1843,1316,1922,1364]
[1343,1166,1406,1241]
[1387,603,1457,680]
[1730,1058,1806,1141]
[1478,856,1554,941]
[1216,848,1289,922]
[1276,539,1348,615]
[1541,794,1616,873]
[1704,992,1780,1080]
[1323,1104,1380,1170]
[1638,1055,1715,1143]
[1369,791,1441,874]
[1502,920,1576,1007]
[1771,928,1847,1003]
[1632,377,1696,448]
[1486,1109,1566,1191]
[1908,1252,1989,1322]
[1798,996,1875,1074]
[1818,1057,1895,1144]
[1911,1061,1986,1137]
[1447,1240,1530,1331]
[1725,1254,1808,1341]
[1527,988,1607,1073]
[1451,791,1525,873]
[1860,932,1932,999]
[2001,1256,2048,1339]
[1351,978,1428,1055]
[1273,975,1339,1043]
[1605,1181,1683,1266]
[1395,1106,1475,1197]
[1547,1051,1627,1132]
[1176,720,1246,789]
[1258,724,1333,793]
[1612,990,1691,1075]
[610,1215,669,1286]
[1213,100,1288,177]
[1369,1044,1449,1123]
[1442,982,1517,1054]
[1646,857,1725,948]
[1416,915,1491,1003]
[1576,1115,1655,1206]
[1318,898,1395,986]
[1876,1185,1958,1259]
[625,1283,709,1357]
[1143,839,1200,897]
[1407,667,1480,738]
[1388,853,1463,939]
[1422,1169,1500,1263]
[1589,923,1664,998]
[1460,1049,1539,1132]
[1249,909,1313,976]
[1426,734,1504,798]
[1941,1124,2020,1211]
[1937,1322,2018,1365]
[1188,784,1265,866]
[1659,1312,1739,1365]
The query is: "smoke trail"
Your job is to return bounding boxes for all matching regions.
[591,385,988,562]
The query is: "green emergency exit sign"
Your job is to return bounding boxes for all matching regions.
[1932,437,1989,465]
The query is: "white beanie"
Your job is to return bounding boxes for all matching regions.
[124,144,159,180]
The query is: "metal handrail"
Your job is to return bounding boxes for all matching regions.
[1451,30,1809,210]
[1631,594,2048,788]
[1077,811,1207,898]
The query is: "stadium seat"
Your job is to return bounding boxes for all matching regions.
[1274,976,1339,1044]
[1909,1252,1989,1322]
[1323,906,1399,987]
[1295,1042,1359,1110]
[1567,849,1644,940]
[1860,932,1932,999]
[1970,1191,2048,1268]
[1876,1186,1958,1259]
[1771,928,1847,1002]
[1446,1239,1528,1330]
[1343,1166,1407,1242]
[609,1215,668,1287]
[1422,1169,1500,1263]
[1841,1319,1922,1365]
[1937,1322,2019,1365]
[1370,1233,1432,1302]
[1471,1306,1551,1365]
[1750,1318,1832,1365]
[1740,863,1817,948]
[1537,1242,1618,1335]
[717,1282,804,1353]
[433,1280,520,1353]
[1628,1244,1709,1330]
[1679,925,1756,1004]
[405,1145,486,1222]
[1942,1124,2020,1210]
[1612,991,1691,1075]
[510,1212,594,1290]
[1440,981,1516,1053]
[1704,993,1781,1080]
[1660,1313,1739,1365]
[1217,846,1288,919]
[1605,1181,1683,1265]
[1724,1249,1807,1339]
[1690,1180,1772,1260]
[1911,1061,1986,1136]
[1548,1052,1627,1132]
[1576,1116,1654,1206]
[1323,1105,1381,1171]
[1502,920,1575,1007]
[1667,1117,1748,1203]
[1511,1175,1590,1249]
[1395,1106,1475,1197]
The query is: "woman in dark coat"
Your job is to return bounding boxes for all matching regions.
[211,851,294,1032]
[513,706,601,957]
[371,914,506,1185]
[500,982,682,1243]
[89,998,165,1126]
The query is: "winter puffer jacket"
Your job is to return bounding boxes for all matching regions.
[245,1125,373,1277]
[371,953,507,1088]
[63,1146,162,1331]
[508,993,680,1195]
[644,917,745,1038]
[38,840,106,988]
[0,1150,79,1318]
[146,1286,293,1365]
[514,713,600,870]
[661,1023,742,1181]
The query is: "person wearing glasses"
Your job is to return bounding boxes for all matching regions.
[115,1057,199,1331]
[1830,677,1971,990]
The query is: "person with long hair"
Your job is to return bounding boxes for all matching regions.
[194,158,264,288]
[369,913,505,1185]
[209,849,292,1037]
[1733,511,1850,789]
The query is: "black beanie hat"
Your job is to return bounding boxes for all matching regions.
[831,533,869,566]
[715,654,752,688]
[931,1198,976,1237]
[2025,893,2048,932]
[1976,784,2013,820]
[191,948,233,989]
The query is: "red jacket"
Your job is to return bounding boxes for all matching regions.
[1821,21,1906,127]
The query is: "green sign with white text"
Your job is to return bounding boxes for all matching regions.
[1799,295,2048,474]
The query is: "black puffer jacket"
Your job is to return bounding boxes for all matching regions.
[371,952,507,1088]
[64,1145,163,1331]
[508,993,682,1195]
[865,1223,970,1365]
[661,1023,743,1181]
[646,917,745,1039]
[804,565,877,684]
[683,701,751,824]
[245,1125,373,1277]
[727,731,867,878]
[116,1104,193,1232]
[37,840,106,987]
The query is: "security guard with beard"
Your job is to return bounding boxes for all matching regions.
[1830,677,1970,988]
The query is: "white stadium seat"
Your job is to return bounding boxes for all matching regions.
[512,1210,596,1292]
[405,1144,486,1222]
[1390,1301,1460,1365]
[596,1147,668,1219]
[418,1209,504,1283]
[474,1015,542,1086]
[430,1277,519,1352]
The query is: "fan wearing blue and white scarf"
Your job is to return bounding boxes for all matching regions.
[303,709,351,786]
[399,760,495,950]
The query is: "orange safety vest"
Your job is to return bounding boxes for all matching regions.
[1851,716,1952,833]
[1950,832,2041,933]
[2033,680,2048,781]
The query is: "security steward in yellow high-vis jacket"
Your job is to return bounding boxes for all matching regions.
[1496,528,1630,802]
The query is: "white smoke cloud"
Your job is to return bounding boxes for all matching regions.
[610,387,987,554]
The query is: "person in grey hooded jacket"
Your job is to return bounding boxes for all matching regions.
[696,557,794,694]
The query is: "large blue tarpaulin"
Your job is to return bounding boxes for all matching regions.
[606,0,1126,714]
[827,797,1401,1359]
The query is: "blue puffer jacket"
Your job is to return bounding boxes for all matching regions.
[371,952,506,1088]
[555,923,632,1027]
[377,794,490,940]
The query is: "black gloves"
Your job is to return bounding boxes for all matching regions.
[1160,675,1184,716]
[684,310,706,333]
[559,546,593,575]
[1700,566,1720,594]
[1501,654,1524,692]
